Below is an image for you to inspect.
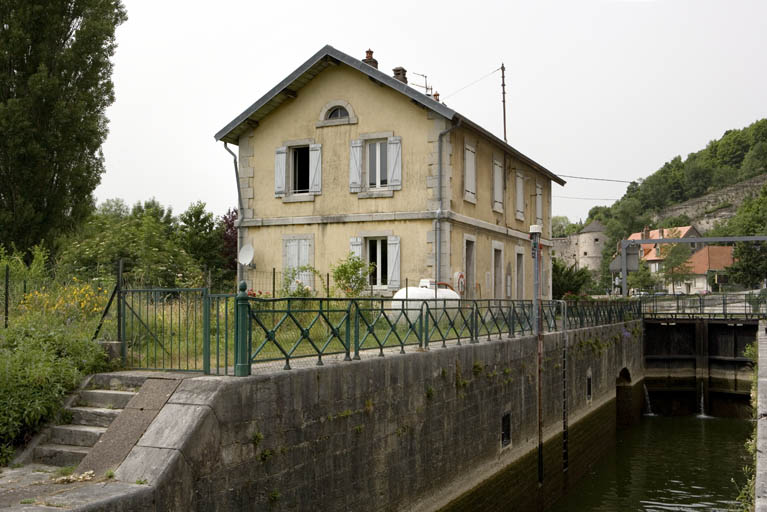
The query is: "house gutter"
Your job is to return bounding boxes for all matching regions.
[436,119,461,288]
[224,142,245,283]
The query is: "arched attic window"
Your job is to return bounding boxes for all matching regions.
[317,100,357,127]
[326,106,349,120]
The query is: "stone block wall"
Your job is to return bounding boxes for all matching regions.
[113,320,644,511]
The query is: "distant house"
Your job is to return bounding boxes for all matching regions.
[552,220,606,272]
[629,226,702,272]
[609,225,703,293]
[676,245,734,294]
[214,45,565,299]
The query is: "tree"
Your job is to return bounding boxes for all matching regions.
[218,208,238,284]
[552,257,592,299]
[727,242,767,289]
[660,243,693,293]
[0,0,128,253]
[627,260,657,292]
[57,199,202,288]
[177,201,224,273]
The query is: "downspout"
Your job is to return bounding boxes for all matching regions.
[224,142,245,284]
[436,119,461,291]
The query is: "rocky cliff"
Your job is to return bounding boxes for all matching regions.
[653,174,767,232]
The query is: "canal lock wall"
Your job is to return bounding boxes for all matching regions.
[97,320,644,512]
[644,319,755,417]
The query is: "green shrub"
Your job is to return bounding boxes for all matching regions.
[0,318,111,465]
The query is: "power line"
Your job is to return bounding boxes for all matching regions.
[442,67,502,100]
[558,174,632,184]
[553,196,619,201]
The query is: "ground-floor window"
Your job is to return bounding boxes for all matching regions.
[367,237,388,286]
[350,235,400,290]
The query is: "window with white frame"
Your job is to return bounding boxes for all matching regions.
[349,136,402,193]
[515,172,524,221]
[367,140,388,188]
[274,142,322,197]
[350,235,400,289]
[464,144,476,203]
[493,159,503,213]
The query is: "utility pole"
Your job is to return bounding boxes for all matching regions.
[501,63,507,142]
[530,224,543,484]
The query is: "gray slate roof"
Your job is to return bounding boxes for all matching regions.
[580,219,606,234]
[214,45,565,186]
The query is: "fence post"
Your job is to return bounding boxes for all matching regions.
[353,301,360,360]
[423,302,430,350]
[235,281,251,376]
[203,289,210,375]
[272,268,276,297]
[116,259,125,363]
[4,264,8,329]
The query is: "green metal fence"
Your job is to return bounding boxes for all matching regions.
[115,282,642,375]
[641,293,767,319]
[231,284,642,375]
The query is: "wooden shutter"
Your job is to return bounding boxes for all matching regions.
[350,237,362,258]
[387,136,402,190]
[387,236,400,289]
[274,147,287,197]
[536,183,543,225]
[493,160,503,212]
[349,140,362,193]
[309,144,322,194]
[298,238,313,288]
[464,145,476,202]
[515,173,524,219]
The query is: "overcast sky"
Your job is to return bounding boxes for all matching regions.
[95,0,767,224]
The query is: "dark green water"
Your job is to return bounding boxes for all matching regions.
[548,415,753,511]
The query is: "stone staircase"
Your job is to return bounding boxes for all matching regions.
[33,374,143,467]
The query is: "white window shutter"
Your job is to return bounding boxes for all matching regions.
[274,147,287,197]
[350,237,362,258]
[285,239,298,269]
[387,136,402,190]
[308,144,322,194]
[493,160,503,212]
[515,173,524,219]
[387,235,400,289]
[536,184,543,225]
[349,140,362,193]
[464,145,476,201]
[298,239,313,289]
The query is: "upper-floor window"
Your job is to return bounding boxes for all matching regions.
[326,106,349,120]
[535,183,543,225]
[274,141,322,199]
[464,144,476,203]
[317,100,357,128]
[349,135,402,195]
[493,159,504,213]
[367,140,388,188]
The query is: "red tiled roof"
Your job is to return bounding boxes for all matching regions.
[688,246,734,275]
[628,226,698,262]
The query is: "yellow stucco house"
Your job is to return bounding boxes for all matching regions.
[215,45,565,299]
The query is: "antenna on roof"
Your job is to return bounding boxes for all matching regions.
[411,72,433,96]
[501,63,507,142]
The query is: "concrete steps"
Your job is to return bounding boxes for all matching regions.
[32,374,142,467]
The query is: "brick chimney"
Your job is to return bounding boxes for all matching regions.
[659,227,665,239]
[642,226,650,240]
[433,91,440,102]
[362,49,378,69]
[392,66,407,84]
